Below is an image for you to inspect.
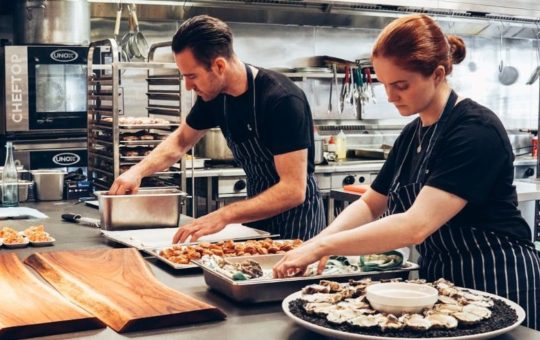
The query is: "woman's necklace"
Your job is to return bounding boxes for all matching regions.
[416,121,435,153]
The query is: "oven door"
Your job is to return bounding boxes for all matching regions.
[4,46,88,133]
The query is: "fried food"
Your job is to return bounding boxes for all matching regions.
[159,238,303,265]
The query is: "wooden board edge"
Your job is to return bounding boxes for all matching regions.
[119,307,227,333]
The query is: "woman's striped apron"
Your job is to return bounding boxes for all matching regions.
[386,90,540,330]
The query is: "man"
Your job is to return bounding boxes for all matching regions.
[109,15,325,243]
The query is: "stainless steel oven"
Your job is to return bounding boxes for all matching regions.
[1,45,88,136]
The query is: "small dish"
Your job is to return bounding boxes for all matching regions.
[366,282,438,314]
[3,237,30,249]
[30,237,56,247]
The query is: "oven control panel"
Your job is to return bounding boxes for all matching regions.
[217,176,248,198]
[331,172,375,188]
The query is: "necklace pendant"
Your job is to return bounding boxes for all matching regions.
[416,145,422,153]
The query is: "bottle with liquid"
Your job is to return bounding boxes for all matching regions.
[2,142,19,207]
[335,130,348,160]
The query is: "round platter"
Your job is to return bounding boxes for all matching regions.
[282,289,526,340]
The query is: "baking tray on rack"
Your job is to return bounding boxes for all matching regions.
[193,254,419,303]
[118,123,180,130]
[146,91,181,101]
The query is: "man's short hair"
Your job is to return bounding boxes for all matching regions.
[172,15,234,69]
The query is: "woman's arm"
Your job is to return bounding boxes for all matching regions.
[273,185,467,277]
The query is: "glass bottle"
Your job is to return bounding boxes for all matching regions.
[335,130,348,160]
[2,142,19,207]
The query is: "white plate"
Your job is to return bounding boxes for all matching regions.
[30,237,56,247]
[282,288,526,340]
[3,237,30,249]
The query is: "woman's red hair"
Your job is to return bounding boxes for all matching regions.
[372,14,466,77]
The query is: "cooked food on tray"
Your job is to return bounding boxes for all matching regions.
[287,278,519,337]
[101,116,172,125]
[200,253,408,281]
[158,238,303,265]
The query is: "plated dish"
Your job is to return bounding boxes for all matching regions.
[0,225,55,248]
[282,278,525,339]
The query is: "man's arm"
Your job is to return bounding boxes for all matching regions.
[108,122,206,195]
[173,148,309,243]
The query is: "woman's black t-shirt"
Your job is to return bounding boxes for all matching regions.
[371,98,531,242]
[186,67,315,174]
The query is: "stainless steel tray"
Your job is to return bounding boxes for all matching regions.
[194,254,419,303]
[96,188,187,230]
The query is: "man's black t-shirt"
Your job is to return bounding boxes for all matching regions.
[186,67,315,173]
[371,98,531,242]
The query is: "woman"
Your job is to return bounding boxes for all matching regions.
[273,14,540,330]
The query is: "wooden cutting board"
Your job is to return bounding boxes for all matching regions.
[0,253,103,339]
[25,248,226,332]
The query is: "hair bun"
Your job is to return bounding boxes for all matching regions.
[447,35,466,65]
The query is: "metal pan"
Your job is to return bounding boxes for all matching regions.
[193,254,419,303]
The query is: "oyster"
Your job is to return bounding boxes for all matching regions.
[438,295,459,305]
[462,304,492,319]
[425,312,458,329]
[300,292,343,303]
[401,313,432,331]
[302,284,330,295]
[320,280,342,292]
[452,311,485,325]
[326,308,364,324]
[433,303,463,314]
[380,314,403,331]
[304,302,336,315]
[348,314,387,328]
[337,296,369,309]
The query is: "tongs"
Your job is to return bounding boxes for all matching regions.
[339,66,351,113]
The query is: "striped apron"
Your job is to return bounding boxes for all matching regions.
[386,90,540,330]
[221,65,325,240]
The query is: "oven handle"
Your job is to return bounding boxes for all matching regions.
[13,141,87,151]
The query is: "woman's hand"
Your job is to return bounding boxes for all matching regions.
[272,240,326,278]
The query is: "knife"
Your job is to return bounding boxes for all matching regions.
[61,213,100,228]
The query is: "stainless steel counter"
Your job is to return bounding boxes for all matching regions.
[3,201,539,339]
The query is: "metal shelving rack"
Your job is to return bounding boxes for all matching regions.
[86,39,191,209]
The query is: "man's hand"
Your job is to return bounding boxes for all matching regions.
[108,168,143,195]
[172,210,229,244]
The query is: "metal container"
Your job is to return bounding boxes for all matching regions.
[14,0,90,45]
[31,169,66,201]
[194,254,419,303]
[195,128,234,160]
[314,135,324,164]
[97,188,188,230]
[0,180,34,202]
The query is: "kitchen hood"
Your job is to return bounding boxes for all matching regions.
[88,1,540,40]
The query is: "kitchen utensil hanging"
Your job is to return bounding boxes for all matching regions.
[526,24,540,85]
[497,22,519,86]
[129,4,149,60]
[113,1,129,62]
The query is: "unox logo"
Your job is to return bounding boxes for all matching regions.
[50,49,78,62]
[53,153,80,166]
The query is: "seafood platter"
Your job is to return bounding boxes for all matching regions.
[0,225,55,248]
[283,278,525,339]
[192,251,419,303]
